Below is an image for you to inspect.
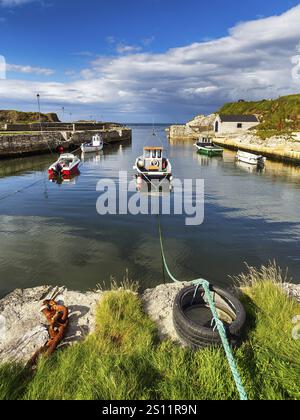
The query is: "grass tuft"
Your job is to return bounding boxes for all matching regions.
[232,261,289,288]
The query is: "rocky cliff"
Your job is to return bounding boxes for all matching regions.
[169,114,216,139]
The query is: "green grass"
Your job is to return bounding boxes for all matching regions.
[0,265,299,400]
[0,110,59,124]
[219,93,300,133]
[252,129,295,140]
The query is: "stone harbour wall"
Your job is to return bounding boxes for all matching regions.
[214,132,300,163]
[0,128,132,158]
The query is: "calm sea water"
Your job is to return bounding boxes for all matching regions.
[0,125,300,298]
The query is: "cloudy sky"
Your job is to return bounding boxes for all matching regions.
[0,0,300,122]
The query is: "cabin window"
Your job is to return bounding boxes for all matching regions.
[145,150,151,158]
[237,123,243,129]
[157,150,162,158]
[152,150,156,158]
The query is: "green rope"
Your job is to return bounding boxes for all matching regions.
[158,217,248,401]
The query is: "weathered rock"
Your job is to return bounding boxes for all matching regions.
[0,286,102,364]
[169,114,216,140]
[283,283,300,303]
[142,282,189,342]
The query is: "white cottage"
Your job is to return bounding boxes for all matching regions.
[214,115,259,134]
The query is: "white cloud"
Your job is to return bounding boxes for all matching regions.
[116,44,142,54]
[0,0,36,6]
[7,63,54,76]
[1,5,300,120]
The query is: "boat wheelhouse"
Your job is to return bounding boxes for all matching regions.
[133,146,172,181]
[81,134,104,153]
[195,137,224,157]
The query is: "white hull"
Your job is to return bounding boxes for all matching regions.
[81,144,103,153]
[48,153,81,176]
[237,151,266,166]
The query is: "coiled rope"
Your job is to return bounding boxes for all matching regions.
[158,217,248,401]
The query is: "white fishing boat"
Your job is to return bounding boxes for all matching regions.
[48,153,81,177]
[236,151,266,166]
[133,147,173,181]
[81,134,104,153]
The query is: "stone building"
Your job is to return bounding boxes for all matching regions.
[214,114,259,134]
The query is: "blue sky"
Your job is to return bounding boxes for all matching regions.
[1,0,300,122]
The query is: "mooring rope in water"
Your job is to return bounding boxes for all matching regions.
[0,178,44,202]
[157,217,248,401]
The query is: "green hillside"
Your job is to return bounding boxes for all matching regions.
[218,94,300,131]
[0,110,60,124]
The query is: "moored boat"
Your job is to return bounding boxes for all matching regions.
[48,168,80,184]
[81,134,104,153]
[236,151,266,166]
[194,137,224,157]
[48,153,81,177]
[133,146,173,182]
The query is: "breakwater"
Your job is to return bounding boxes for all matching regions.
[0,127,132,158]
[214,136,300,164]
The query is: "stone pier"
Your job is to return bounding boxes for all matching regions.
[0,128,132,158]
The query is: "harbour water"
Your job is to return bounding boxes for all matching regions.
[0,125,300,298]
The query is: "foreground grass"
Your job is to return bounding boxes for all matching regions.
[1,266,300,400]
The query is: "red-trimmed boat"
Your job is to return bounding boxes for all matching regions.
[48,153,81,177]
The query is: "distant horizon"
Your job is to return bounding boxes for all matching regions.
[2,90,300,125]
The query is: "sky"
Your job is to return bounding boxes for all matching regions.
[0,0,300,122]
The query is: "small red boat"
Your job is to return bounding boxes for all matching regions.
[48,153,81,177]
[48,169,80,184]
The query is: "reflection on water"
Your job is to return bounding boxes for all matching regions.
[0,154,53,179]
[235,161,266,174]
[81,151,103,164]
[0,127,299,298]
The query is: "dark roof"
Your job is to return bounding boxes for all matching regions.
[219,114,259,123]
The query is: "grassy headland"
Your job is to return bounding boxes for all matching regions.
[218,94,300,138]
[0,110,60,125]
[0,265,299,400]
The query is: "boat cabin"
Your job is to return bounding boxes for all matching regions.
[197,137,213,146]
[143,147,165,171]
[92,134,103,147]
[59,154,76,165]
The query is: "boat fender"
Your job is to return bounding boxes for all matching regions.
[137,159,145,169]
